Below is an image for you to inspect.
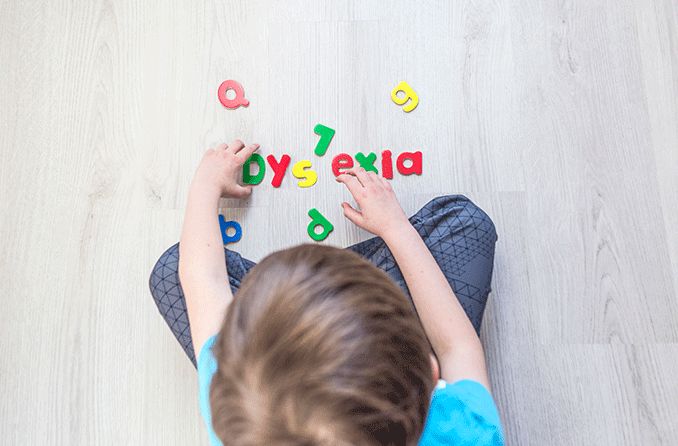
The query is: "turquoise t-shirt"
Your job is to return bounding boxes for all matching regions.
[198,336,504,445]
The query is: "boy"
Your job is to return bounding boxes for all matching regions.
[150,140,504,445]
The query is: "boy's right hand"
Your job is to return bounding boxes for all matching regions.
[336,167,410,239]
[193,140,259,199]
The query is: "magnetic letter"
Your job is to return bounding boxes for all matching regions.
[381,149,393,179]
[313,124,336,157]
[355,152,378,174]
[243,153,265,184]
[332,153,354,177]
[396,151,423,176]
[217,80,250,109]
[218,215,242,244]
[390,81,419,113]
[307,208,334,242]
[266,154,291,188]
[292,160,318,188]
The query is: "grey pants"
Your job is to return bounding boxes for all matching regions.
[149,195,497,366]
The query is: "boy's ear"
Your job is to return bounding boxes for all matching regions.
[430,353,440,383]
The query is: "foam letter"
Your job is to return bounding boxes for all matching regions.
[396,151,423,176]
[307,208,334,242]
[243,153,265,184]
[292,160,318,188]
[217,80,250,109]
[266,154,291,188]
[313,124,336,157]
[332,153,354,176]
[390,81,419,112]
[381,150,393,179]
[218,215,242,244]
[355,152,378,174]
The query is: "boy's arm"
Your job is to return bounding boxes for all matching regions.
[337,168,490,389]
[178,140,259,357]
[381,224,490,388]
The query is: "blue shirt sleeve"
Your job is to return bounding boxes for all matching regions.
[418,380,504,446]
[199,337,502,446]
[197,336,224,446]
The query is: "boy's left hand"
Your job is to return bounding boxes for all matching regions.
[192,139,260,198]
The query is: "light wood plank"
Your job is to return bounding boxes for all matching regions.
[1,1,677,444]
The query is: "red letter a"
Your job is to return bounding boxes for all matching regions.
[396,151,422,176]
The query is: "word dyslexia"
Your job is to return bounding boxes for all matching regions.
[242,150,422,187]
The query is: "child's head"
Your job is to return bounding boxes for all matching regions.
[210,245,436,445]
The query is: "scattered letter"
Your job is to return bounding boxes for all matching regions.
[390,81,419,112]
[307,208,334,241]
[218,216,242,244]
[217,80,250,109]
[313,124,336,157]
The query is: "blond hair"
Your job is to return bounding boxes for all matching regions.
[210,245,434,445]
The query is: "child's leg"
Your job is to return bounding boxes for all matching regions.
[149,243,256,366]
[149,195,496,363]
[348,195,497,333]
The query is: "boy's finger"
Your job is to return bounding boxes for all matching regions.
[342,202,364,225]
[227,139,245,153]
[215,143,228,151]
[349,167,372,186]
[237,143,260,160]
[233,184,253,198]
[336,173,363,198]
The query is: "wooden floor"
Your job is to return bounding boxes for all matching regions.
[1,1,677,444]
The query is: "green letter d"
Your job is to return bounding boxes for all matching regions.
[307,208,334,241]
[243,153,265,185]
